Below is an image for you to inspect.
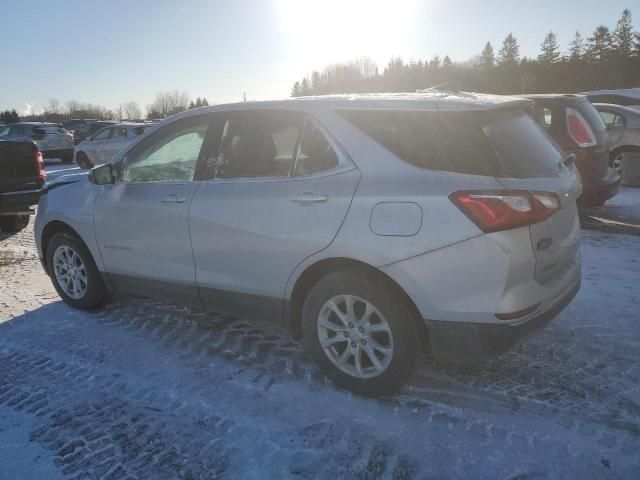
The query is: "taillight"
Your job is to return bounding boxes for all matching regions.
[34,151,47,183]
[449,190,560,233]
[566,108,597,147]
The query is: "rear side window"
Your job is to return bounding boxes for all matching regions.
[338,109,564,178]
[213,110,338,179]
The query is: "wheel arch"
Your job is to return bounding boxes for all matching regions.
[41,221,89,274]
[611,144,640,159]
[287,257,429,349]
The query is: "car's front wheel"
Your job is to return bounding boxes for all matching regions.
[46,232,109,309]
[302,270,417,396]
[75,152,93,169]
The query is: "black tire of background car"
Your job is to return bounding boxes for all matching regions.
[76,152,92,169]
[302,270,417,396]
[45,232,109,310]
[0,214,30,233]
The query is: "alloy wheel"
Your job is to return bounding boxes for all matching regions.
[317,294,394,379]
[53,245,88,300]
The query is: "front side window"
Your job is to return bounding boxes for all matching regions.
[0,126,9,136]
[123,115,210,183]
[113,127,127,138]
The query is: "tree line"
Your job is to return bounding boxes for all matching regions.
[291,9,640,97]
[1,91,210,124]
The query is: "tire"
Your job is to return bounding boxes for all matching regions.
[76,152,92,169]
[0,215,30,233]
[46,232,109,310]
[302,270,417,396]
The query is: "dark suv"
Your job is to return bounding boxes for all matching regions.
[525,94,620,206]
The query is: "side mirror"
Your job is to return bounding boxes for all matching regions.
[89,163,115,185]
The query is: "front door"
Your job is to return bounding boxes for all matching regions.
[94,114,212,306]
[189,110,360,322]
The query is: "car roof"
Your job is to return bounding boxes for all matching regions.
[521,93,587,104]
[582,88,640,100]
[593,103,640,115]
[173,91,531,117]
[14,122,62,126]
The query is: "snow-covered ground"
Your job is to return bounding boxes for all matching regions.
[0,187,639,479]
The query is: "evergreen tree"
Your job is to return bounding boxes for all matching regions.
[428,55,441,68]
[442,55,452,67]
[568,31,584,61]
[201,97,209,106]
[498,33,520,65]
[300,78,311,95]
[480,41,495,68]
[613,9,634,57]
[188,101,195,109]
[538,31,561,65]
[291,81,301,97]
[586,25,613,62]
[195,97,202,108]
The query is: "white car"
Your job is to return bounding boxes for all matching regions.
[0,122,74,163]
[74,123,152,168]
[36,93,581,395]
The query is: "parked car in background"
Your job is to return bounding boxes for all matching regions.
[525,94,620,206]
[0,140,46,232]
[593,103,640,174]
[62,119,90,133]
[72,121,118,145]
[582,88,640,109]
[36,93,582,395]
[74,122,153,168]
[0,122,74,163]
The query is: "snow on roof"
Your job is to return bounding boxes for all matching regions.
[186,91,531,115]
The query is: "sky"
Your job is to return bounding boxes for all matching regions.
[0,0,634,114]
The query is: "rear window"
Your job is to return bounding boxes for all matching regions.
[33,125,66,135]
[338,109,564,178]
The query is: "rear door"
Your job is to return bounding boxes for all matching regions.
[101,126,128,161]
[189,109,360,321]
[477,109,581,283]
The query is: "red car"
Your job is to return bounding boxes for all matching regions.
[525,94,620,206]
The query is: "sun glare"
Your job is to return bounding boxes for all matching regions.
[277,0,419,72]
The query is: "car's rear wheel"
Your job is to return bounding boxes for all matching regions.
[0,215,29,233]
[302,270,417,396]
[46,232,108,309]
[76,152,92,169]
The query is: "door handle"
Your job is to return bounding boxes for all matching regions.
[161,194,186,204]
[290,192,328,204]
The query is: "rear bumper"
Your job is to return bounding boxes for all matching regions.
[426,277,581,364]
[0,189,44,215]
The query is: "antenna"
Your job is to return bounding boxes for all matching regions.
[243,92,247,102]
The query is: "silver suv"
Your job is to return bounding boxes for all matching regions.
[35,93,582,395]
[0,122,74,163]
